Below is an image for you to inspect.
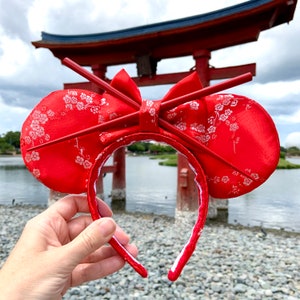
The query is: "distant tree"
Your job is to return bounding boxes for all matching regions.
[149,143,176,154]
[3,131,20,148]
[127,142,175,154]
[287,146,300,156]
[280,146,287,153]
[128,142,149,153]
[280,151,286,159]
[0,131,21,154]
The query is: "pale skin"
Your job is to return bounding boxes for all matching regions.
[0,195,138,300]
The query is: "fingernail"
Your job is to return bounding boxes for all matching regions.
[98,218,116,238]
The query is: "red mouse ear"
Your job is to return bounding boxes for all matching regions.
[164,93,280,198]
[20,89,105,193]
[201,93,280,198]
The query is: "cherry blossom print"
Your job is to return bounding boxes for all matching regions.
[90,106,100,114]
[199,134,211,144]
[215,103,224,111]
[80,92,94,104]
[251,173,260,180]
[75,155,84,165]
[230,98,238,107]
[190,123,205,133]
[243,177,253,186]
[207,125,216,134]
[221,176,230,183]
[75,155,92,169]
[165,109,177,121]
[229,122,239,132]
[32,110,49,124]
[221,95,232,105]
[25,151,40,163]
[76,102,85,110]
[219,109,232,121]
[47,109,55,118]
[175,121,187,131]
[189,101,200,110]
[100,97,107,106]
[32,169,41,178]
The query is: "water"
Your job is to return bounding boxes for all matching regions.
[0,155,299,232]
[228,166,300,231]
[0,156,49,205]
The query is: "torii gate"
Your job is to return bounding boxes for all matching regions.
[32,0,297,214]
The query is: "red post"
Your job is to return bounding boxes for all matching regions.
[111,147,126,210]
[91,64,107,93]
[176,154,199,211]
[193,49,211,87]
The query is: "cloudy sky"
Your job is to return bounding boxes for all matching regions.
[0,0,299,147]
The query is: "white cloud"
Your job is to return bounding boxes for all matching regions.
[0,35,31,77]
[0,96,29,134]
[285,132,300,148]
[275,109,300,124]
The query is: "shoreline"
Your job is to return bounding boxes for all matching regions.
[1,203,299,237]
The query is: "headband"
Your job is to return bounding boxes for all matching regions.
[21,58,280,281]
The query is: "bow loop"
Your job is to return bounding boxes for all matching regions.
[162,71,203,102]
[110,69,142,105]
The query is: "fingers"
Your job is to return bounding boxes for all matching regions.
[82,243,138,264]
[71,255,126,286]
[63,218,116,268]
[67,215,131,246]
[49,195,112,221]
[71,244,138,285]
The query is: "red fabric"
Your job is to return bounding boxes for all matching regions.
[21,68,280,281]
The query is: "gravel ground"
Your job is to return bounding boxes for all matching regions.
[0,204,299,300]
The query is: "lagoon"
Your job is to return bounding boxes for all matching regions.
[0,155,299,232]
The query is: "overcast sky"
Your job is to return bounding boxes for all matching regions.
[0,0,299,147]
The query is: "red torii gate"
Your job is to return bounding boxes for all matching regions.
[32,0,297,212]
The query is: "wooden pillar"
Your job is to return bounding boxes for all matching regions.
[176,154,199,211]
[91,64,107,93]
[111,147,126,210]
[193,49,211,87]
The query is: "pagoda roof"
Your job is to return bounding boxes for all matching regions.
[32,0,297,66]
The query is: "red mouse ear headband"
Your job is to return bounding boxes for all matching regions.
[21,58,280,281]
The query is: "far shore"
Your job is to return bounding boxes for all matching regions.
[1,202,299,237]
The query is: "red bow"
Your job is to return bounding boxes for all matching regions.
[21,58,279,281]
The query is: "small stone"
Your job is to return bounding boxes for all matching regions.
[265,289,273,296]
[234,283,247,293]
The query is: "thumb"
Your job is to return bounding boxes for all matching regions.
[65,218,116,266]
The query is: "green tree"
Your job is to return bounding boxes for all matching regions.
[287,146,300,156]
[0,131,21,154]
[128,142,149,153]
[3,131,20,148]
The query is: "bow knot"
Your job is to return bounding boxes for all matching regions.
[140,99,162,132]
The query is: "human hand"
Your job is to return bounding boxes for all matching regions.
[0,194,137,300]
